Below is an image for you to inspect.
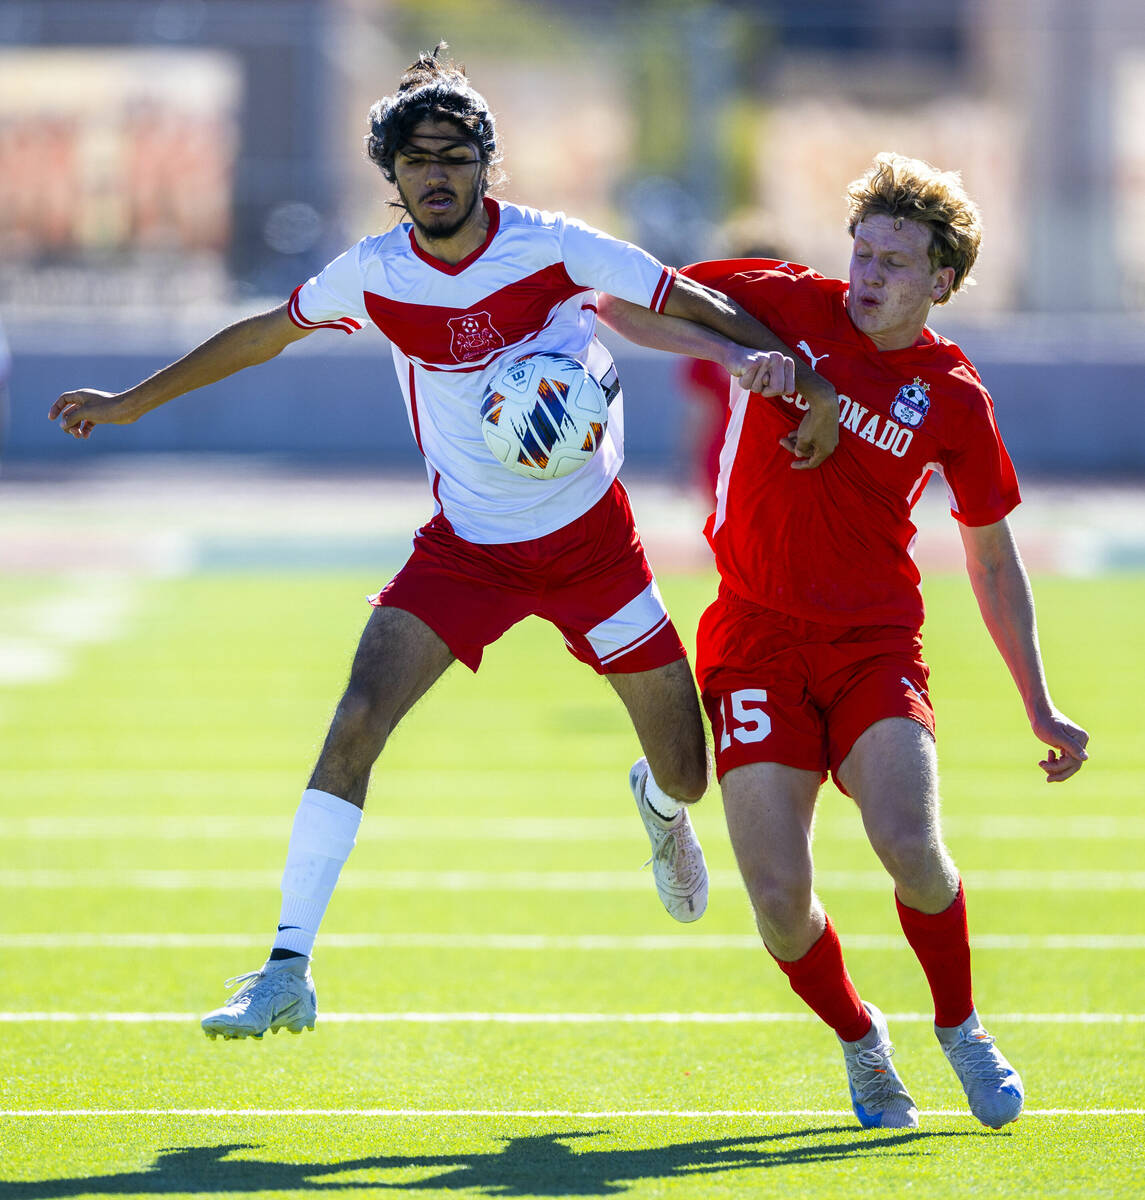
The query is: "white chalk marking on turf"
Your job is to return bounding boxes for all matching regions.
[0,815,638,840]
[0,640,67,684]
[0,577,139,687]
[1,1012,1142,1025]
[4,932,1144,952]
[3,867,1145,891]
[1,1108,1141,1119]
[4,813,1144,841]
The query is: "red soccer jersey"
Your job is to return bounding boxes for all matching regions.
[680,259,1021,629]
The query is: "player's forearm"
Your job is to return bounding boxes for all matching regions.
[597,294,739,367]
[663,278,837,413]
[127,306,300,415]
[964,537,1054,721]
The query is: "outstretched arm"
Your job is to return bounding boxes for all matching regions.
[959,517,1089,782]
[49,302,312,439]
[598,277,839,469]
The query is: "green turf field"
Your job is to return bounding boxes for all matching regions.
[1,568,1142,1198]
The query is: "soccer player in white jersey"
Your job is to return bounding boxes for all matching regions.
[50,46,839,1041]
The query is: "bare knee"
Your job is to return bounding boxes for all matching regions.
[868,819,955,899]
[608,659,709,802]
[649,742,710,803]
[327,678,396,758]
[742,865,817,957]
[720,761,823,956]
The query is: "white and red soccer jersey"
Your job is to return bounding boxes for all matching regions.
[680,259,1021,630]
[289,197,676,544]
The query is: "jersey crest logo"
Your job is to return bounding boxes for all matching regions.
[447,311,505,362]
[890,377,931,428]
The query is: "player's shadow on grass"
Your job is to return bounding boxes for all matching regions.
[0,1126,993,1198]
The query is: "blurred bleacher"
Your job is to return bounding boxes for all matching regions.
[2,0,1144,477]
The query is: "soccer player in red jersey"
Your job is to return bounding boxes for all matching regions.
[599,152,1089,1130]
[49,48,840,1041]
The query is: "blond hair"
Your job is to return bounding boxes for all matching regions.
[846,152,982,303]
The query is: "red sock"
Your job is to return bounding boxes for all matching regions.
[772,916,871,1042]
[896,880,974,1028]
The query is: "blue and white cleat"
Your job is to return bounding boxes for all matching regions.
[201,959,316,1040]
[630,757,708,923]
[839,1002,919,1129]
[936,1008,1024,1128]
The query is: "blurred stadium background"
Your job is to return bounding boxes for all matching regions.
[0,0,1143,484]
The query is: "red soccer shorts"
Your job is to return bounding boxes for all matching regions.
[370,479,687,674]
[696,589,935,784]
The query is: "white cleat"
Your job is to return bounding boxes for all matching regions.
[201,959,316,1040]
[839,1002,919,1129]
[630,756,708,923]
[936,1008,1024,1128]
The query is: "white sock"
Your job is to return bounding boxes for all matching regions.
[644,769,682,820]
[271,789,362,959]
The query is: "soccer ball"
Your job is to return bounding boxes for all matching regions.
[480,352,609,480]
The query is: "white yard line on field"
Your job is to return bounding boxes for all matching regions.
[2,812,1144,840]
[1,1011,1141,1024]
[1,1107,1141,1118]
[0,575,139,686]
[3,868,1144,891]
[2,932,1143,951]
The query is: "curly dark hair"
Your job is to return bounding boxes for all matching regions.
[365,43,503,190]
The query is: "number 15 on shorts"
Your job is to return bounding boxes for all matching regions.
[718,688,771,750]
